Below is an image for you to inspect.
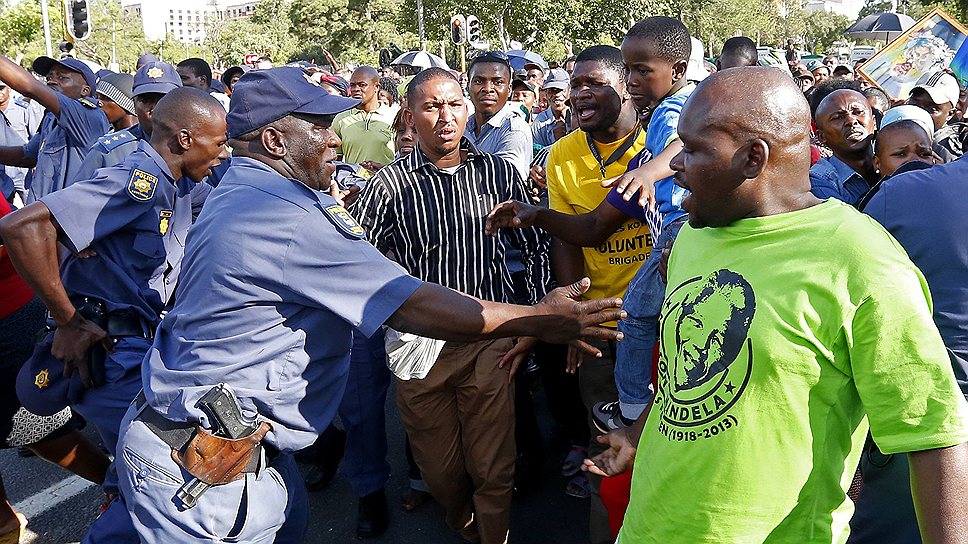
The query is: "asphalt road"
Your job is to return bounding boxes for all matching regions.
[3,382,592,544]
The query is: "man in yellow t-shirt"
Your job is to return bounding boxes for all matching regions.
[545,45,651,544]
[587,68,968,544]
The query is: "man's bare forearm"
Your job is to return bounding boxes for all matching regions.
[0,56,59,115]
[910,442,968,544]
[532,204,626,248]
[0,145,35,168]
[386,282,577,341]
[0,202,75,325]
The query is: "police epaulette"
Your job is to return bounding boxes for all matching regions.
[98,130,134,151]
[78,97,98,109]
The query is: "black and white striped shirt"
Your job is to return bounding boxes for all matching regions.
[353,139,552,305]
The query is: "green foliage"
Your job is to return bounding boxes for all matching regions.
[858,0,894,19]
[0,0,45,64]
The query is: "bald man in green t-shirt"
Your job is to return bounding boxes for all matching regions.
[586,67,968,544]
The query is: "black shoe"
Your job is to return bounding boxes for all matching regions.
[356,489,389,539]
[303,426,346,492]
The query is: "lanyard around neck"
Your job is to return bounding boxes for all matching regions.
[585,124,641,178]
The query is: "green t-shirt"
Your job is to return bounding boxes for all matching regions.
[332,104,396,167]
[620,199,968,544]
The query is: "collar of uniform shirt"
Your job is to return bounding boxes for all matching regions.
[404,137,484,174]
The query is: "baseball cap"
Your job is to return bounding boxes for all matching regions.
[685,37,708,83]
[226,66,360,138]
[880,105,935,139]
[911,71,960,108]
[132,61,182,97]
[542,68,569,90]
[32,56,97,94]
[96,72,136,115]
[512,79,538,95]
[16,338,85,417]
[806,59,827,73]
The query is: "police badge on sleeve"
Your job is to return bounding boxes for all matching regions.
[127,169,158,201]
[321,203,365,239]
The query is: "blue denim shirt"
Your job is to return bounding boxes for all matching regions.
[809,155,871,206]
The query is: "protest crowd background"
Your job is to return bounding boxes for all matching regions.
[2,0,968,543]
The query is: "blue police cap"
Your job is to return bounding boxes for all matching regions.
[32,56,98,95]
[226,66,360,138]
[132,61,182,97]
[15,338,85,417]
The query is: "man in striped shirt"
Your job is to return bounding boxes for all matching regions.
[354,67,552,544]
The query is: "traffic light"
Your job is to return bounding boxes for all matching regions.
[466,16,482,45]
[450,15,466,45]
[66,0,92,41]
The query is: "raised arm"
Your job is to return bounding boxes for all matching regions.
[910,443,968,544]
[0,56,60,116]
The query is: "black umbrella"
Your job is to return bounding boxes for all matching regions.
[845,12,916,42]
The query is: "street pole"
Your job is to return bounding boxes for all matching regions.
[417,0,426,50]
[459,43,466,73]
[41,0,53,57]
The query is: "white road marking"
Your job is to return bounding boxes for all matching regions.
[12,475,95,520]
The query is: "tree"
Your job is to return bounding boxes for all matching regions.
[857,0,894,19]
[0,0,44,65]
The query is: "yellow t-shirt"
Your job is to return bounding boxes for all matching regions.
[546,127,651,317]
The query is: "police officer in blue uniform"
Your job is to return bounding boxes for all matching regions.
[102,66,623,544]
[0,87,229,543]
[0,55,110,202]
[0,81,31,202]
[72,62,182,185]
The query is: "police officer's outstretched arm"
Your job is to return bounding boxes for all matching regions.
[0,56,62,117]
[0,203,108,386]
[386,277,625,346]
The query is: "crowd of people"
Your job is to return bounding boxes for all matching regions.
[0,13,967,544]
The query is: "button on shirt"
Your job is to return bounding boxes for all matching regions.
[23,92,110,202]
[466,103,534,180]
[809,155,871,206]
[41,140,192,327]
[354,139,551,306]
[532,108,572,148]
[142,157,422,452]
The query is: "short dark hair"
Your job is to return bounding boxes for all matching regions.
[380,77,399,102]
[406,67,457,108]
[467,52,512,80]
[809,78,863,119]
[832,65,852,77]
[176,58,212,86]
[720,37,758,67]
[574,45,625,79]
[625,16,691,63]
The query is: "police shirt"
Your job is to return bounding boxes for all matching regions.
[41,140,193,330]
[71,124,146,186]
[0,107,28,195]
[23,92,110,202]
[142,157,422,452]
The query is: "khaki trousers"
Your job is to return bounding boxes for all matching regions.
[397,338,516,544]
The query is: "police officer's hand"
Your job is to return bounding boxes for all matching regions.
[485,200,539,236]
[583,427,637,477]
[52,312,111,388]
[535,277,625,346]
[498,336,538,381]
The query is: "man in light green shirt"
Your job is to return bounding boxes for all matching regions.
[333,66,395,170]
[586,67,968,544]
